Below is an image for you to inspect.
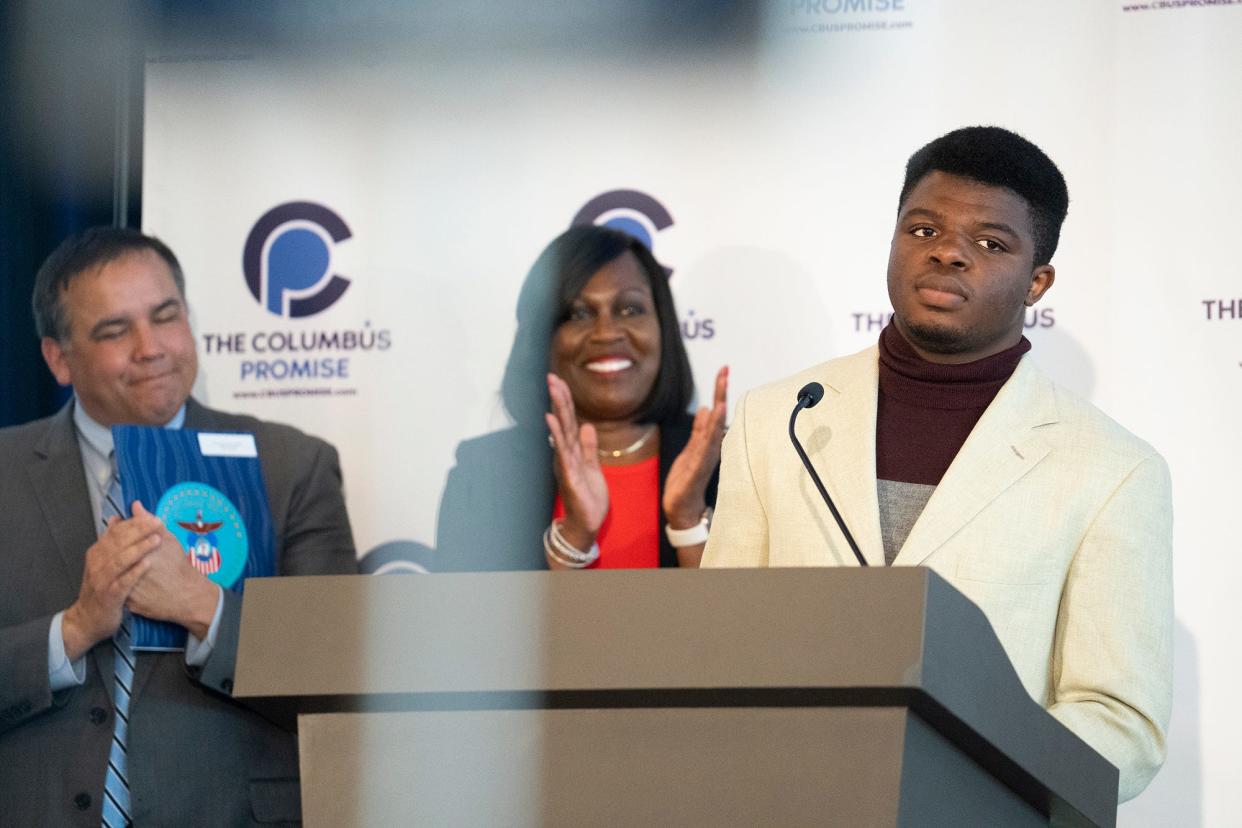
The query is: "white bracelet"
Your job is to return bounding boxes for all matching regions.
[544,528,584,568]
[665,508,712,548]
[544,521,600,569]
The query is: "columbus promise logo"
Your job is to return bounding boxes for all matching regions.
[156,483,249,588]
[572,189,675,275]
[243,201,353,318]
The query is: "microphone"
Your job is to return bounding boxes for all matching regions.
[788,382,868,567]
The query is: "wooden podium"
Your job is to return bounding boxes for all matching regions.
[233,568,1117,826]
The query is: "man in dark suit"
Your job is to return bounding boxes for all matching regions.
[0,227,357,825]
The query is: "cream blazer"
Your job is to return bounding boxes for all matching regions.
[701,345,1173,802]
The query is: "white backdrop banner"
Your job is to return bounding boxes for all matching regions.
[143,1,1241,822]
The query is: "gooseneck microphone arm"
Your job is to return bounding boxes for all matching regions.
[788,382,868,567]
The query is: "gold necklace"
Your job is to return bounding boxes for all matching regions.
[599,425,657,459]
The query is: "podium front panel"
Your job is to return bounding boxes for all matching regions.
[298,707,1044,827]
[237,569,1116,826]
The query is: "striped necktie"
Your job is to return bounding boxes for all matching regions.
[99,459,133,828]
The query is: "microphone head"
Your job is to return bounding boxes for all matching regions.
[797,382,825,409]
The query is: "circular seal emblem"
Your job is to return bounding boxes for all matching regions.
[155,482,249,589]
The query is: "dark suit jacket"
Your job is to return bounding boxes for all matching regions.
[0,398,357,826]
[435,413,719,571]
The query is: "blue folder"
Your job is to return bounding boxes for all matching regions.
[113,425,276,651]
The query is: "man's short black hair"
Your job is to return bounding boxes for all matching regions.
[33,226,185,341]
[899,126,1069,267]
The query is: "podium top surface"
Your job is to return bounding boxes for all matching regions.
[235,568,1116,827]
[237,568,988,693]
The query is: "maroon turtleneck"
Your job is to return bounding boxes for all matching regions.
[876,324,1030,486]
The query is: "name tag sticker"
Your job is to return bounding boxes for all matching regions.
[198,432,258,458]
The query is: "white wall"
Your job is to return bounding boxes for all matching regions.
[143,1,1242,821]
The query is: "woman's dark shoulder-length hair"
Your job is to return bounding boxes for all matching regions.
[501,224,694,427]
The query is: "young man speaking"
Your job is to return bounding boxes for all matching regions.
[702,126,1172,802]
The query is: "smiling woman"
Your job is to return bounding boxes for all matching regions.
[540,226,728,569]
[433,225,726,571]
[536,228,725,571]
